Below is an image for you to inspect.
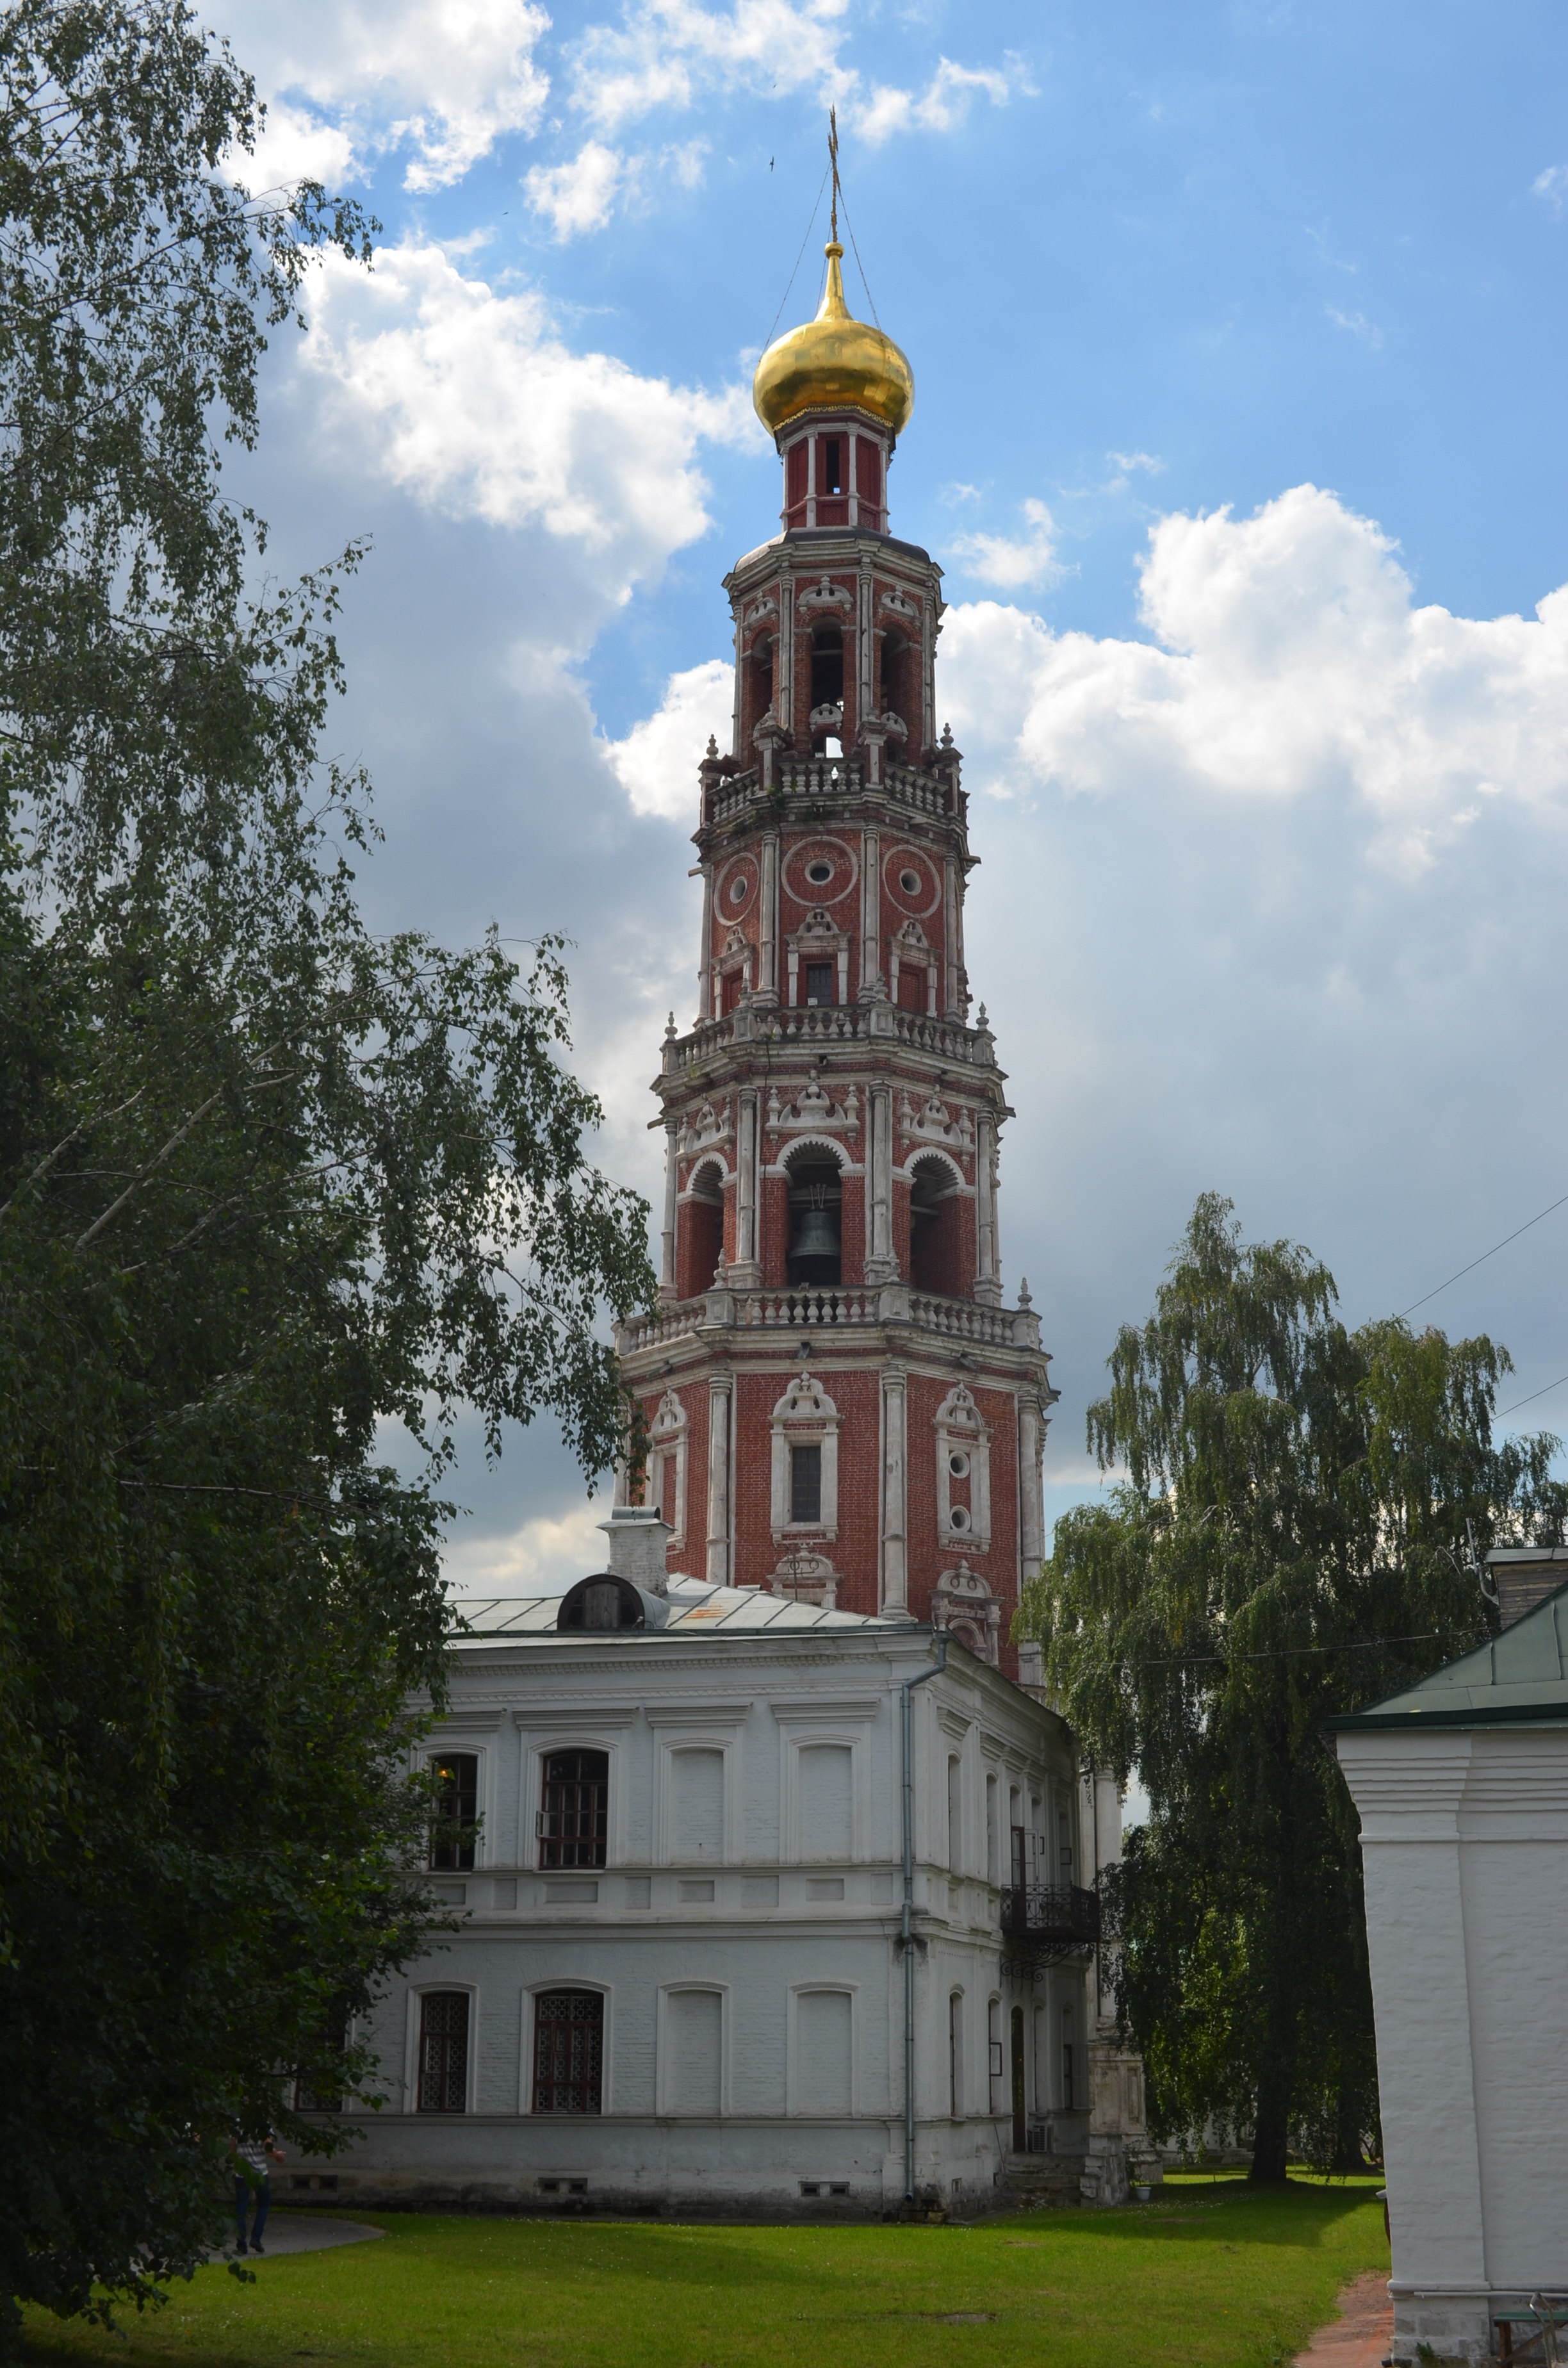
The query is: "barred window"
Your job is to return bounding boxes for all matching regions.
[429,1752,478,1871]
[790,1442,822,1525]
[534,1989,604,2114]
[538,1748,608,1870]
[416,1991,469,2113]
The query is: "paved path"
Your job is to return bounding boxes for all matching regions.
[222,2213,385,2260]
[1296,2272,1394,2368]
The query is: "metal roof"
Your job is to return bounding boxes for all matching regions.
[448,1577,911,1644]
[1328,1575,1568,1731]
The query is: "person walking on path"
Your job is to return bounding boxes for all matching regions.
[231,2130,284,2255]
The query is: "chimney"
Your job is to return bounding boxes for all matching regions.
[598,1507,673,1597]
[1486,1546,1568,1631]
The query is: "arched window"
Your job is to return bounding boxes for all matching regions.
[416,1991,469,2113]
[538,1749,608,1868]
[684,1159,724,1294]
[749,634,774,737]
[532,1991,603,2114]
[882,630,910,726]
[909,1155,963,1297]
[810,625,843,712]
[785,1147,842,1287]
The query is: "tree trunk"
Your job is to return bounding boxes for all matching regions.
[1250,2091,1291,2184]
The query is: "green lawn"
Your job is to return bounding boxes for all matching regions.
[22,2175,1389,2368]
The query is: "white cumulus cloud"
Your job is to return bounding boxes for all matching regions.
[525,140,625,237]
[213,0,550,190]
[295,240,758,588]
[950,497,1062,591]
[605,659,734,820]
[938,484,1568,871]
[854,56,1013,145]
[564,0,1020,154]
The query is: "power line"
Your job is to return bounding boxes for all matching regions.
[1496,1372,1568,1422]
[1399,1186,1568,1318]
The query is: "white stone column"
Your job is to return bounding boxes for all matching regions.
[858,566,874,737]
[698,865,714,1020]
[806,432,818,530]
[866,1082,895,1281]
[975,1112,999,1304]
[735,1088,759,1279]
[781,579,795,752]
[660,1117,678,1301]
[731,603,743,759]
[705,1374,733,1585]
[943,853,961,1019]
[1017,1392,1045,1583]
[879,1366,908,1614]
[758,832,779,1007]
[861,828,880,998]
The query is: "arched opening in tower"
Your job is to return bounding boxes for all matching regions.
[810,625,844,718]
[749,634,774,738]
[785,1149,843,1288]
[683,1160,724,1295]
[881,631,910,732]
[908,1154,963,1298]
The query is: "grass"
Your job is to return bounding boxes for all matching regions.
[21,2174,1390,2368]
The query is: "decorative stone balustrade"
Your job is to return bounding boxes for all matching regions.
[703,753,956,825]
[617,1284,1034,1354]
[664,1003,993,1073]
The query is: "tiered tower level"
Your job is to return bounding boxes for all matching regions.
[616,233,1056,1674]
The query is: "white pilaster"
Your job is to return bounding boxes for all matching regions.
[705,1374,733,1585]
[861,828,880,998]
[698,866,714,1020]
[758,832,779,1007]
[865,1082,895,1282]
[879,1366,908,1614]
[660,1118,678,1301]
[735,1089,759,1279]
[1017,1392,1045,1584]
[943,854,961,1019]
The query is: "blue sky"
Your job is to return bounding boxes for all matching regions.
[208,0,1568,1588]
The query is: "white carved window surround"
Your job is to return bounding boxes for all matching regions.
[648,1388,689,1549]
[888,918,938,1017]
[770,1369,840,1541]
[935,1381,992,1552]
[785,908,851,1008]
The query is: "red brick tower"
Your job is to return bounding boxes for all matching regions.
[614,214,1056,1676]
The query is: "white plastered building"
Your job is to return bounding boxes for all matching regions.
[304,1512,1153,2219]
[1334,1554,1568,2360]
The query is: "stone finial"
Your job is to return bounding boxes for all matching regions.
[664,1010,678,1039]
[1017,1276,1033,1310]
[940,721,954,749]
[706,734,719,758]
[976,1003,989,1030]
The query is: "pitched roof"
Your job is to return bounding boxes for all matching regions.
[1329,1575,1568,1731]
[448,1575,910,1645]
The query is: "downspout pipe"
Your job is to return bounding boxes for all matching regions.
[901,1629,949,2205]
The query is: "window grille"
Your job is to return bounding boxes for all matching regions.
[416,1991,469,2112]
[429,1752,478,1871]
[804,961,834,1007]
[790,1442,822,1525]
[533,1989,604,2114]
[538,1748,608,1869]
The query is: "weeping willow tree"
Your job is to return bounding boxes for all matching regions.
[1019,1192,1563,2183]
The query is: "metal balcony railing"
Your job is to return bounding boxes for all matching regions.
[999,1884,1102,1955]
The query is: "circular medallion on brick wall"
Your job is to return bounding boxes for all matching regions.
[883,846,941,918]
[716,854,758,914]
[781,837,858,905]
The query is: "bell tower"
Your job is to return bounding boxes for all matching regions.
[614,172,1056,1674]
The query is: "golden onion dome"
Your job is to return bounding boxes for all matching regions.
[752,242,915,439]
